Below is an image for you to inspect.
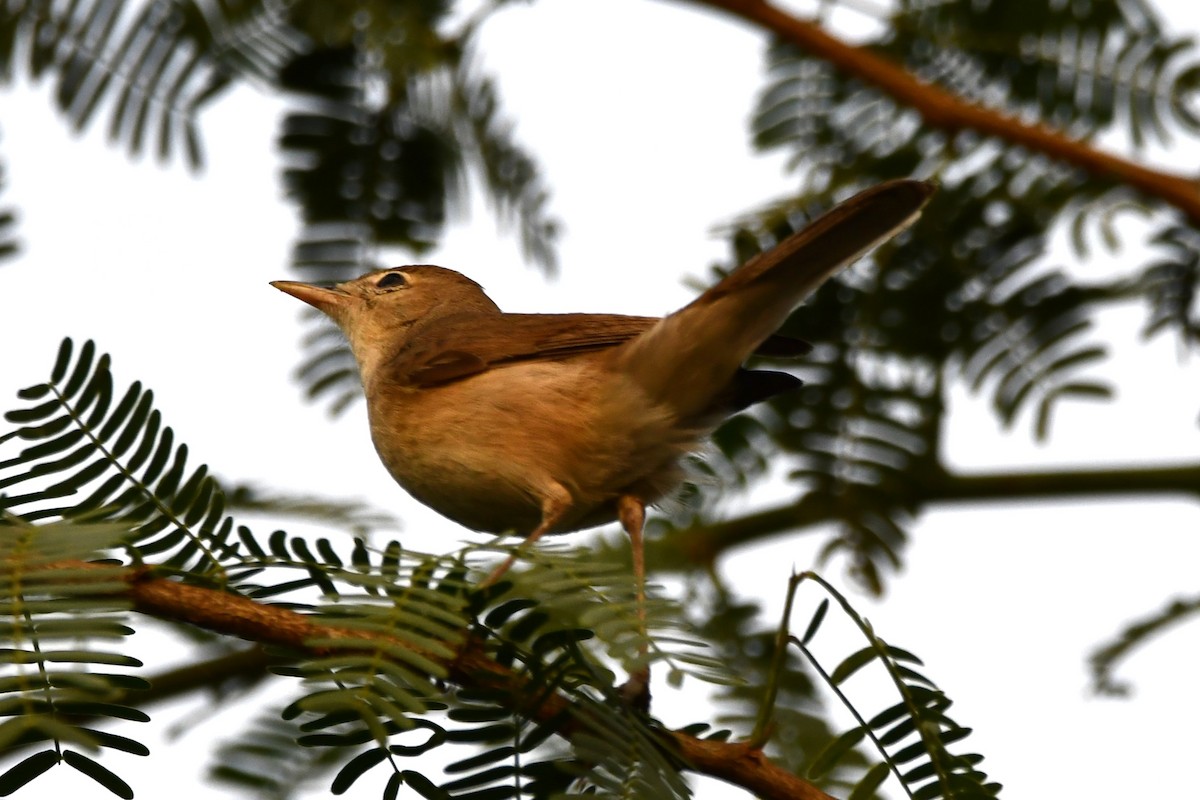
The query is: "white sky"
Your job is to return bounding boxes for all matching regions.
[2,1,1199,798]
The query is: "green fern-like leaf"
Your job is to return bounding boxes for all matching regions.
[485,541,736,689]
[252,551,474,792]
[1,1,271,168]
[679,593,859,790]
[210,708,349,798]
[959,269,1111,435]
[795,572,1002,800]
[1,338,237,575]
[0,521,148,797]
[1142,222,1200,345]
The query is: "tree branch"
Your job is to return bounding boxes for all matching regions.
[64,562,836,800]
[678,0,1200,224]
[646,462,1200,570]
[121,646,276,707]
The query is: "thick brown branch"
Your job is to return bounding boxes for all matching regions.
[64,563,835,800]
[681,0,1200,224]
[648,462,1200,570]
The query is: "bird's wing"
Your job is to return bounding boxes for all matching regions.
[389,313,810,387]
[387,313,655,386]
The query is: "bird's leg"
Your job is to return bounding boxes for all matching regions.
[617,494,651,709]
[479,523,550,589]
[479,486,571,589]
[617,495,648,637]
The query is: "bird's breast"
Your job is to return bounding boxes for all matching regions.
[363,358,692,535]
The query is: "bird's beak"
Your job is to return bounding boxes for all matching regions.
[270,281,351,317]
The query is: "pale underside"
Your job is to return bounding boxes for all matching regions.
[364,353,701,536]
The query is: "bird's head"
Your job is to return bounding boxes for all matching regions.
[271,265,500,376]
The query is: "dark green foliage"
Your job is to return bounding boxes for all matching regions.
[0,136,15,265]
[61,750,135,798]
[1,338,237,575]
[272,556,701,799]
[1143,223,1200,344]
[1088,591,1200,696]
[279,45,460,253]
[211,711,367,798]
[0,749,59,794]
[0,1,558,406]
[657,0,1200,592]
[490,543,734,688]
[895,0,1199,147]
[0,520,147,796]
[690,594,864,792]
[795,573,1000,799]
[0,1,245,168]
[282,38,559,411]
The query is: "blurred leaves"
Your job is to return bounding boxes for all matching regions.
[1143,222,1200,344]
[678,0,1200,590]
[1,0,558,403]
[0,0,251,168]
[1088,591,1200,696]
[0,135,14,264]
[277,30,558,410]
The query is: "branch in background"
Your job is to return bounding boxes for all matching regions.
[647,462,1200,570]
[63,562,836,800]
[684,0,1200,224]
[1088,591,1200,696]
[130,646,276,707]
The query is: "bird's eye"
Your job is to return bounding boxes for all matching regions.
[376,272,407,289]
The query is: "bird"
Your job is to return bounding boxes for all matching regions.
[272,178,934,688]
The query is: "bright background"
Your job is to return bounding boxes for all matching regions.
[2,1,1199,797]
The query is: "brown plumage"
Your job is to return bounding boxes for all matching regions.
[272,178,935,692]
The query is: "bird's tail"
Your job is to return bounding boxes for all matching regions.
[617,179,935,420]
